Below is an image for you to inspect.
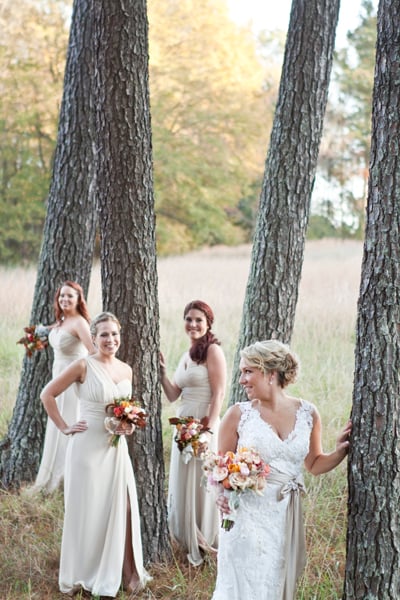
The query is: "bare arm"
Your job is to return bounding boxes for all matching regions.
[72,316,96,354]
[218,404,241,454]
[205,344,226,430]
[160,351,182,403]
[40,359,88,435]
[304,407,352,476]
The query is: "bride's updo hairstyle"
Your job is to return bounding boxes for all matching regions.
[90,311,121,337]
[184,300,221,364]
[240,340,299,388]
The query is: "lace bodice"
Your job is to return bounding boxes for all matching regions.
[237,400,314,476]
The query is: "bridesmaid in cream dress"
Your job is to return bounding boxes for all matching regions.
[41,312,150,597]
[32,281,95,493]
[160,300,227,566]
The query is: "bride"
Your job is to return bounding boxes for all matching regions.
[211,339,351,600]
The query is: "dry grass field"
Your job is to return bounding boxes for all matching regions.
[0,239,363,599]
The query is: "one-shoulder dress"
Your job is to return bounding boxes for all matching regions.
[212,400,314,600]
[33,327,87,492]
[59,356,149,597]
[168,352,220,566]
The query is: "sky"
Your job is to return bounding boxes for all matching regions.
[227,0,378,49]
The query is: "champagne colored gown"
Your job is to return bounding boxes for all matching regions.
[59,356,149,597]
[212,400,314,600]
[32,328,87,492]
[168,352,220,566]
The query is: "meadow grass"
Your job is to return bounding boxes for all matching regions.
[0,239,363,599]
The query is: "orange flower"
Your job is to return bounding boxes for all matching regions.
[105,397,148,446]
[202,447,270,530]
[17,324,49,358]
[228,463,241,473]
[169,416,212,460]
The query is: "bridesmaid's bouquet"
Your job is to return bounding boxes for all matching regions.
[104,397,148,447]
[202,447,270,531]
[17,324,49,357]
[169,416,212,464]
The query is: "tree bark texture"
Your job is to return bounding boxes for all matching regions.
[344,1,400,598]
[92,0,170,563]
[230,0,340,403]
[0,0,97,488]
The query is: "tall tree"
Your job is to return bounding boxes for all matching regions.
[0,0,277,262]
[230,0,340,403]
[344,0,400,597]
[92,0,170,562]
[0,0,97,488]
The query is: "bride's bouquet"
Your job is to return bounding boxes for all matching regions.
[202,447,270,531]
[169,416,212,464]
[104,397,148,447]
[17,324,49,357]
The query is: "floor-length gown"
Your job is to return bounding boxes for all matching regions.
[32,328,87,493]
[212,400,314,600]
[59,356,149,597]
[168,352,220,566]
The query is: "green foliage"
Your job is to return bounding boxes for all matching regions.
[307,215,339,240]
[316,0,377,237]
[0,0,278,263]
[0,147,49,263]
[0,0,378,263]
[149,0,274,254]
[228,180,262,242]
[335,0,376,161]
[0,0,67,264]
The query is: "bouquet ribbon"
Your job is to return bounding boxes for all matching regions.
[267,469,307,600]
[182,444,194,464]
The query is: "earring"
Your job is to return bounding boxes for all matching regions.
[269,379,273,385]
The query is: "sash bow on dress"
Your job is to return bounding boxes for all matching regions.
[268,469,307,600]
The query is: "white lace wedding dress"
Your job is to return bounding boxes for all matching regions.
[212,400,314,600]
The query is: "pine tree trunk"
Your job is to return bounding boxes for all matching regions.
[93,0,170,563]
[0,0,97,488]
[230,0,340,403]
[344,1,400,597]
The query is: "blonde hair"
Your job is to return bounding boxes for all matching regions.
[240,340,299,388]
[90,312,121,337]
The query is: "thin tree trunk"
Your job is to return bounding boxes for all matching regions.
[230,0,340,403]
[0,0,97,488]
[344,1,400,597]
[93,0,170,563]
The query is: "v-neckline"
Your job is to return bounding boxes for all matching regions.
[88,356,130,387]
[251,401,303,443]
